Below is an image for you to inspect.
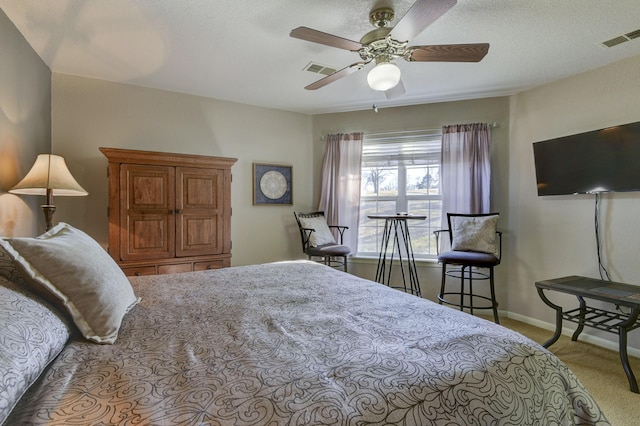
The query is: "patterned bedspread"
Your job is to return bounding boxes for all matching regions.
[9,261,608,425]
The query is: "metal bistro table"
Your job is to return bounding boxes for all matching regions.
[536,275,640,393]
[368,214,426,298]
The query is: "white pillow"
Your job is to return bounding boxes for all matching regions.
[0,223,140,344]
[450,214,499,256]
[298,216,337,247]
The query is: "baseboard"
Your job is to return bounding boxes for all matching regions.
[504,311,640,359]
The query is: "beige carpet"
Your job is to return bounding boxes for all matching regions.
[496,316,640,426]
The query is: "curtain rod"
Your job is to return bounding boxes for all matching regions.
[365,128,441,138]
[321,123,499,140]
[321,129,438,141]
[366,123,499,137]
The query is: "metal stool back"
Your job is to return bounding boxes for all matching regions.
[294,211,350,272]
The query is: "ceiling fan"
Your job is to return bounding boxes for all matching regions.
[290,0,489,97]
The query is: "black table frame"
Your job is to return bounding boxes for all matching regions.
[368,215,425,298]
[535,275,640,393]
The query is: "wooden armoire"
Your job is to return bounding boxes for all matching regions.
[100,147,237,276]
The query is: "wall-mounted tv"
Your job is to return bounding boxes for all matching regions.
[533,120,640,196]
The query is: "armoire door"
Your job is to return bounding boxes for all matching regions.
[175,167,224,257]
[120,164,175,260]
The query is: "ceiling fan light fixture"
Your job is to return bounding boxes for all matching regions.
[291,1,487,93]
[367,61,401,91]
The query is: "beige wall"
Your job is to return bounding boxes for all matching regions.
[50,73,512,305]
[0,8,51,237]
[508,55,640,351]
[311,98,511,301]
[5,4,640,353]
[50,74,312,266]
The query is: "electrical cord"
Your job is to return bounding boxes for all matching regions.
[594,193,633,315]
[594,192,611,281]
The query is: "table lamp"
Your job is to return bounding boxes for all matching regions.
[9,154,88,231]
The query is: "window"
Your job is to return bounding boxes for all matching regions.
[356,130,442,259]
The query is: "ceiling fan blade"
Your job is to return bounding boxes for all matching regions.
[305,62,367,90]
[408,43,490,62]
[390,0,457,43]
[385,79,406,100]
[290,27,362,51]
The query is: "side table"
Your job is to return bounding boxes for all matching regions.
[368,214,426,298]
[535,275,640,393]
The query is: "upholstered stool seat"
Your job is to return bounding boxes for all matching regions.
[438,250,498,267]
[306,243,351,258]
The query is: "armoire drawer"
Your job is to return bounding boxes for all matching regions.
[194,260,225,271]
[121,266,157,277]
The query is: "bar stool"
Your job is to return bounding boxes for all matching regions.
[434,213,502,324]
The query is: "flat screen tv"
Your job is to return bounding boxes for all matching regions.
[533,120,640,196]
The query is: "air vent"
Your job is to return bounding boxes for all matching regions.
[602,28,640,47]
[626,29,640,40]
[602,35,628,48]
[304,62,337,76]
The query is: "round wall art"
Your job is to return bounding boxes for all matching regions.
[253,163,292,205]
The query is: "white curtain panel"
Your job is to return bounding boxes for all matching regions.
[440,123,492,216]
[318,132,363,253]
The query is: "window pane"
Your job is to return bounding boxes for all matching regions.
[361,166,398,197]
[357,200,396,254]
[408,199,442,257]
[407,165,440,196]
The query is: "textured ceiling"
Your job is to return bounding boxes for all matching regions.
[2,0,640,114]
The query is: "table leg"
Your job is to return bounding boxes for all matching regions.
[384,220,397,286]
[392,220,408,293]
[404,223,422,298]
[374,219,392,284]
[619,307,639,393]
[537,287,563,348]
[397,219,421,297]
[571,296,586,341]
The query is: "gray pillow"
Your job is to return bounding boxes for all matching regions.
[0,276,71,424]
[298,216,337,247]
[0,223,140,344]
[0,244,29,287]
[450,214,499,256]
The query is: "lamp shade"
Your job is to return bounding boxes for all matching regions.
[9,154,88,196]
[367,61,401,91]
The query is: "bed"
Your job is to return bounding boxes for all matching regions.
[1,223,609,425]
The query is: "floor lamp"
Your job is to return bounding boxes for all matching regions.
[9,154,88,231]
